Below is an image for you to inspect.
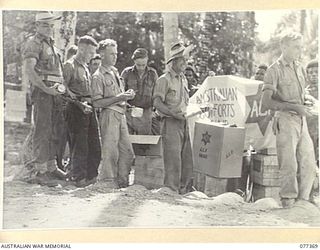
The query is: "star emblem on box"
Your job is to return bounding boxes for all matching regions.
[201,131,211,145]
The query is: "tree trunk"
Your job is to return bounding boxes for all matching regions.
[300,10,307,37]
[53,11,77,61]
[162,13,179,64]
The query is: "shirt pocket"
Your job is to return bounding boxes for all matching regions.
[127,79,138,91]
[142,83,153,97]
[104,81,119,97]
[38,47,50,70]
[77,68,89,83]
[145,75,155,88]
[141,86,153,108]
[278,78,296,101]
[166,88,177,103]
[165,88,180,105]
[41,45,58,71]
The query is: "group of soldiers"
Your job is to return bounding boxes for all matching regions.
[21,11,318,206]
[22,12,194,194]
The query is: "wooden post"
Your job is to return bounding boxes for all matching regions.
[162,13,179,65]
[53,11,77,61]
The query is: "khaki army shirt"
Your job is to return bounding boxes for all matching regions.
[121,65,158,109]
[22,33,62,77]
[153,67,189,116]
[63,57,92,98]
[263,55,307,105]
[91,65,126,114]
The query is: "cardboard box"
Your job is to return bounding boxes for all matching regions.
[129,135,162,156]
[252,154,280,186]
[188,75,276,152]
[193,121,245,178]
[133,156,164,189]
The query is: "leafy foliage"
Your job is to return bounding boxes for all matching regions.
[74,11,256,77]
[256,10,318,65]
[3,11,257,82]
[179,12,256,81]
[3,10,37,82]
[75,12,164,74]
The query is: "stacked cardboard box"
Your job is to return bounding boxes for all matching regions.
[129,135,164,189]
[192,121,245,197]
[251,151,280,201]
[133,156,164,189]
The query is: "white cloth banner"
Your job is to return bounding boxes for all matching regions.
[188,75,276,150]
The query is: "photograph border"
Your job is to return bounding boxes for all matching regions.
[0,0,319,243]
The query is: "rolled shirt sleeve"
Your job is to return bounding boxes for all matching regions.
[120,68,129,91]
[62,62,73,88]
[153,76,168,103]
[262,67,278,93]
[22,39,41,61]
[151,70,159,85]
[91,74,104,101]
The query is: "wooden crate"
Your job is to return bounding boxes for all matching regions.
[133,156,164,189]
[194,172,228,197]
[252,171,280,186]
[252,154,278,166]
[252,183,280,202]
[205,175,228,197]
[256,148,277,155]
[252,154,280,186]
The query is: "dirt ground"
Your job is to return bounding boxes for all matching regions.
[2,122,320,229]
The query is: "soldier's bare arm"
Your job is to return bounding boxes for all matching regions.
[92,92,134,108]
[262,88,313,116]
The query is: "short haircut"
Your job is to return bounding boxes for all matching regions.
[307,59,318,69]
[98,39,117,53]
[185,65,198,79]
[89,54,102,64]
[66,45,78,57]
[257,64,268,71]
[132,48,148,60]
[78,35,98,47]
[280,31,302,45]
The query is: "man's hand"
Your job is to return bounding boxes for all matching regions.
[43,86,61,96]
[170,108,186,120]
[172,112,186,120]
[119,89,136,101]
[291,104,314,117]
[80,101,93,114]
[305,94,317,106]
[67,88,77,99]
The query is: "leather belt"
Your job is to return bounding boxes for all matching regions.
[41,75,64,84]
[275,110,300,118]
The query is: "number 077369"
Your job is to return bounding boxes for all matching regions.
[300,244,319,248]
